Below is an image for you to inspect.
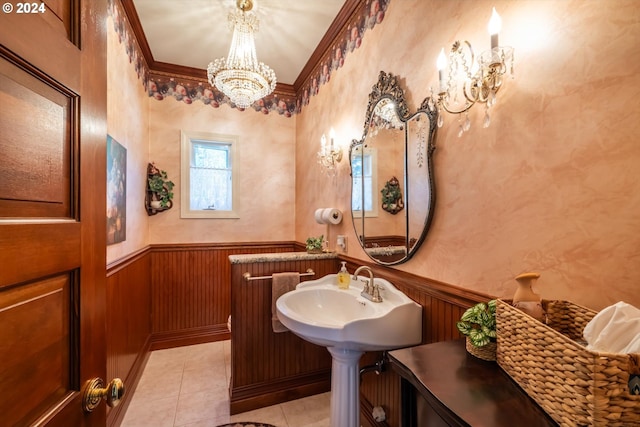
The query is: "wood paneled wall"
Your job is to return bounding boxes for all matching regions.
[229,257,338,414]
[106,248,152,427]
[105,242,299,426]
[149,242,298,349]
[105,244,493,427]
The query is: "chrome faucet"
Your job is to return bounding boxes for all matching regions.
[353,266,383,303]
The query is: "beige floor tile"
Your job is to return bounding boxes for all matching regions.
[149,346,192,363]
[180,368,228,395]
[295,419,331,427]
[184,342,227,369]
[229,403,289,427]
[174,387,230,426]
[143,348,188,376]
[281,392,331,427]
[134,369,184,401]
[122,340,331,427]
[120,395,178,427]
[173,419,223,427]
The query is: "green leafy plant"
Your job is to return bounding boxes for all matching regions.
[305,235,324,252]
[456,300,497,347]
[148,169,175,208]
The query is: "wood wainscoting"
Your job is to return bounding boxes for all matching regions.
[106,248,152,427]
[105,242,300,426]
[149,242,299,349]
[105,243,493,427]
[229,257,339,414]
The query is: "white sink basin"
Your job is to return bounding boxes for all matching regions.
[276,273,422,351]
[277,272,422,427]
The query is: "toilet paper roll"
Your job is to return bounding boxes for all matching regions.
[314,208,325,224]
[322,208,343,225]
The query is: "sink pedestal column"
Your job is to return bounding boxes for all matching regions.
[327,347,364,427]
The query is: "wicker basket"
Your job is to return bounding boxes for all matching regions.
[465,337,497,361]
[496,299,640,427]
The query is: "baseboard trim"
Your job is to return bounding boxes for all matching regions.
[230,369,331,415]
[150,324,230,350]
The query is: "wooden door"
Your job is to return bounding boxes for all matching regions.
[0,1,108,426]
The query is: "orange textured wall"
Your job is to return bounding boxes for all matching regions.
[106,14,150,264]
[147,100,296,244]
[295,0,640,311]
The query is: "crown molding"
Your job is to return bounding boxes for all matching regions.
[293,0,362,91]
[120,0,153,64]
[120,0,360,99]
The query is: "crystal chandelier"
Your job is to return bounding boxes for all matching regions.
[207,0,277,109]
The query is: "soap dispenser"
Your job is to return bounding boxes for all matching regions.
[337,261,351,290]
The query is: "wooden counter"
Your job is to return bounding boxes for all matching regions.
[389,340,558,427]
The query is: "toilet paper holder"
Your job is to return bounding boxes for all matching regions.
[314,208,343,225]
[314,208,343,253]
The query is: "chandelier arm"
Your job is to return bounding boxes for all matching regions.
[464,41,475,78]
[462,77,481,104]
[451,40,476,80]
[438,97,475,115]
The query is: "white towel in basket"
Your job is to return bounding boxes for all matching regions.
[583,301,640,354]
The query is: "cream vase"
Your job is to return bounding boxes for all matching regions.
[513,272,545,322]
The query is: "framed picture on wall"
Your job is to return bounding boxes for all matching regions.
[107,135,126,245]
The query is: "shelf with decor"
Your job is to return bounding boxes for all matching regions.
[145,162,174,216]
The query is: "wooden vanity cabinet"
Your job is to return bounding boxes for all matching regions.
[389,340,558,427]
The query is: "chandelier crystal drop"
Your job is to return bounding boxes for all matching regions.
[207,0,276,109]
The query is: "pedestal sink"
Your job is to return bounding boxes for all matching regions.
[276,272,422,427]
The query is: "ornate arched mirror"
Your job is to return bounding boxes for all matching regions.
[350,71,438,265]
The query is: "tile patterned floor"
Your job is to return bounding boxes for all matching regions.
[121,341,331,427]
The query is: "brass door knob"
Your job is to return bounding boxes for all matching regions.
[82,378,125,412]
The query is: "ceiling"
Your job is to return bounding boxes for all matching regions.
[132,0,347,86]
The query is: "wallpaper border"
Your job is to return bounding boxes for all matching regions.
[107,0,391,116]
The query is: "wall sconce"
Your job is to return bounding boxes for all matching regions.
[317,128,343,175]
[435,8,514,137]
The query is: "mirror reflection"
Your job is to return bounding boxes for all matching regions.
[350,71,438,265]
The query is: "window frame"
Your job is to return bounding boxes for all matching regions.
[180,130,240,219]
[351,147,379,219]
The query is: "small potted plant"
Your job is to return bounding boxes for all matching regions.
[148,167,175,209]
[456,299,497,361]
[305,235,324,253]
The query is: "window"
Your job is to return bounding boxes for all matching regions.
[351,147,378,218]
[181,131,239,218]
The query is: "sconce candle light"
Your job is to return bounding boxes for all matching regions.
[318,128,343,175]
[434,7,514,136]
[489,7,501,49]
[437,48,447,93]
